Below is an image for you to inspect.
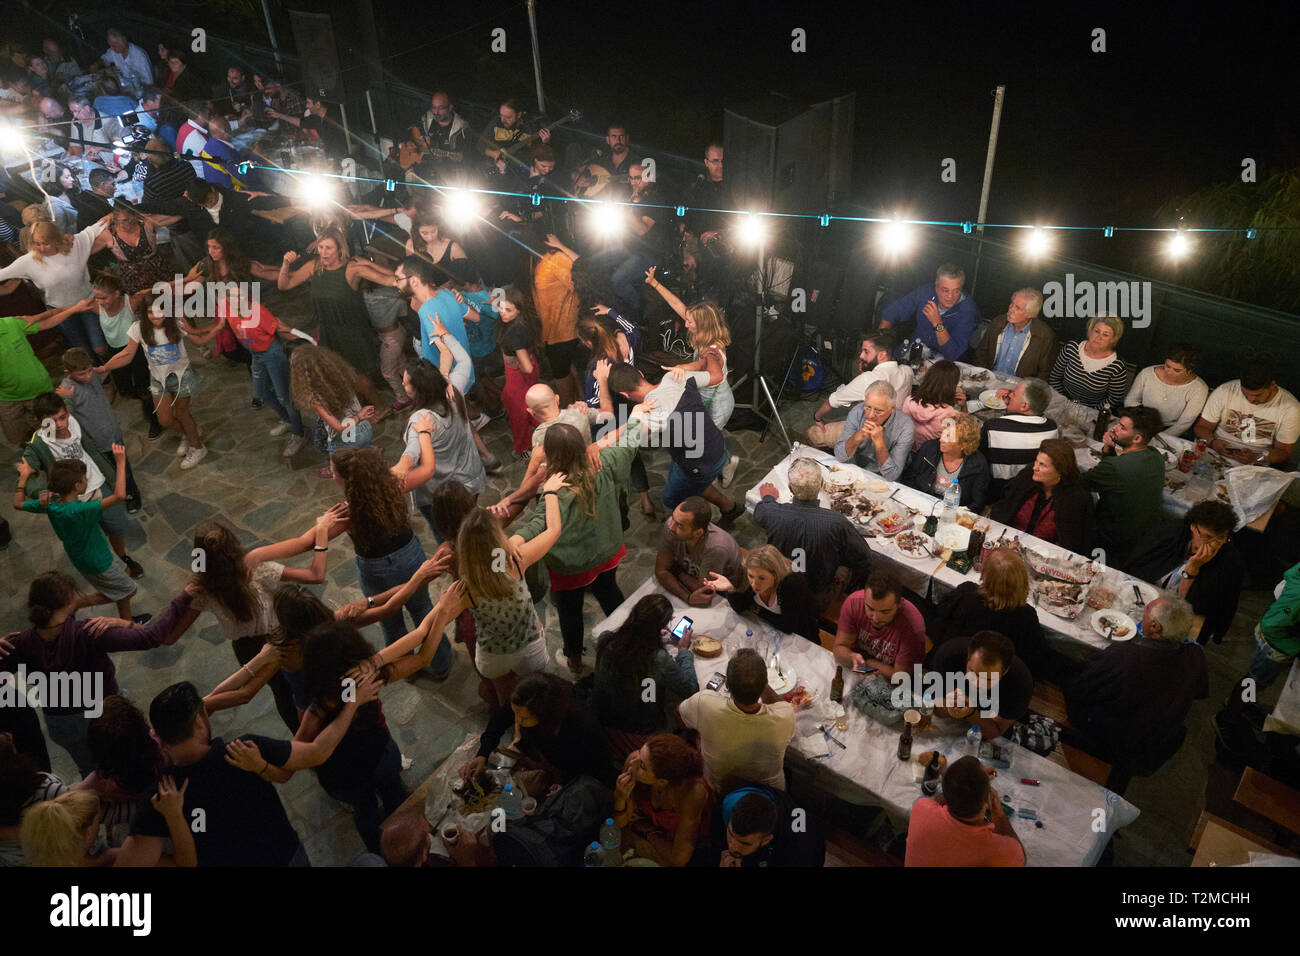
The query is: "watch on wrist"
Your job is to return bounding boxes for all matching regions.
[934,322,946,333]
[1180,569,1198,580]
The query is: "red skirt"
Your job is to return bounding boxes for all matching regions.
[502,358,540,453]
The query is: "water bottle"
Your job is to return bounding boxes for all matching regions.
[583,841,604,868]
[500,783,524,820]
[965,724,982,759]
[900,338,912,364]
[942,479,961,523]
[599,818,623,867]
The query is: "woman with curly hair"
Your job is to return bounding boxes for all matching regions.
[182,510,345,732]
[613,732,713,867]
[290,345,377,476]
[901,409,990,511]
[330,447,454,678]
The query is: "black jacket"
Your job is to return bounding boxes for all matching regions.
[928,580,1048,677]
[901,439,991,513]
[989,466,1095,557]
[725,573,821,646]
[1127,519,1245,644]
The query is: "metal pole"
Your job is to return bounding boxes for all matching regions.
[972,84,1005,296]
[525,0,546,113]
[260,0,284,74]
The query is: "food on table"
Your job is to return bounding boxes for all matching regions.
[1023,547,1096,584]
[1164,474,1187,491]
[1087,587,1116,610]
[692,635,723,657]
[867,480,891,495]
[788,685,813,706]
[916,751,948,772]
[876,510,908,535]
[1032,578,1089,618]
[955,510,977,529]
[1216,483,1230,503]
[831,498,855,516]
[966,369,990,383]
[1097,615,1131,637]
[894,531,932,557]
[979,389,1007,410]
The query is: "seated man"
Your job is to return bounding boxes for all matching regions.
[712,785,826,867]
[753,457,873,613]
[878,262,982,362]
[832,570,926,681]
[929,630,1033,740]
[980,377,1060,495]
[833,380,914,482]
[607,362,740,521]
[971,287,1058,379]
[1194,359,1299,467]
[656,495,744,607]
[176,99,213,177]
[904,755,1025,866]
[1082,405,1166,572]
[808,330,913,449]
[678,648,803,794]
[66,94,123,164]
[1065,596,1207,791]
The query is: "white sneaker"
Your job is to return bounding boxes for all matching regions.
[282,434,305,457]
[269,421,291,437]
[180,446,208,470]
[469,412,490,431]
[175,436,190,457]
[720,455,741,488]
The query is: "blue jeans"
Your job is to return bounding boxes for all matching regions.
[662,452,727,510]
[251,339,303,435]
[416,503,440,543]
[611,252,656,309]
[354,533,452,673]
[59,311,108,356]
[43,710,95,779]
[323,736,407,855]
[1248,626,1295,690]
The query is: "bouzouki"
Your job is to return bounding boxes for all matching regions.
[485,108,582,176]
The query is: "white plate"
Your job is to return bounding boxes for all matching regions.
[767,664,797,695]
[979,389,1007,410]
[890,531,937,561]
[1092,610,1137,641]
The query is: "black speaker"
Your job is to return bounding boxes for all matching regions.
[723,92,855,215]
[288,10,343,100]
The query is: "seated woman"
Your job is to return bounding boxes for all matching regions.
[929,547,1049,677]
[1127,500,1245,646]
[900,360,966,451]
[901,410,990,512]
[592,594,700,761]
[1124,343,1209,439]
[613,733,713,867]
[707,545,820,645]
[989,438,1094,556]
[1048,314,1132,410]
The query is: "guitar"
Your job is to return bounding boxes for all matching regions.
[485,109,582,176]
[572,159,630,198]
[397,126,466,170]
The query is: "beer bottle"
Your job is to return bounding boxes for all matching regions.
[897,719,913,761]
[830,666,844,704]
[922,752,942,795]
[1092,401,1111,443]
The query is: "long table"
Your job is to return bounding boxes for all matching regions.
[1264,661,1300,738]
[746,444,1161,652]
[595,578,1140,866]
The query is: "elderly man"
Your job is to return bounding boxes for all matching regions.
[656,495,745,606]
[979,377,1060,493]
[126,85,163,137]
[1065,595,1207,793]
[972,288,1058,379]
[66,95,123,163]
[1194,360,1300,467]
[833,380,915,481]
[176,100,213,177]
[1083,405,1166,571]
[808,330,913,448]
[753,457,874,613]
[879,263,983,362]
[101,28,154,98]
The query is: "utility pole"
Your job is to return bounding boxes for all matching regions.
[971,84,1005,296]
[526,0,546,113]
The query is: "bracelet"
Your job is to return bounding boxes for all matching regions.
[260,760,269,774]
[242,663,255,677]
[313,545,328,552]
[543,490,559,497]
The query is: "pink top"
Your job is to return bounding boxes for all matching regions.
[901,397,960,451]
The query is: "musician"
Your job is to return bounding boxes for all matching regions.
[481,98,551,173]
[609,164,666,308]
[682,142,735,297]
[571,122,633,200]
[406,90,471,183]
[498,144,565,239]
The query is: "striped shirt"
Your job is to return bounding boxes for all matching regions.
[980,415,1060,482]
[142,158,197,204]
[1048,341,1131,409]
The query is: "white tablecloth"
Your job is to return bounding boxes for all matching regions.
[595,578,1140,866]
[1264,660,1300,737]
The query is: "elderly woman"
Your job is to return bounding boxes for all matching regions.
[902,410,990,511]
[1124,343,1209,438]
[929,547,1048,676]
[989,438,1095,556]
[833,380,915,482]
[900,360,966,451]
[1048,314,1132,409]
[1128,499,1245,646]
[707,544,820,645]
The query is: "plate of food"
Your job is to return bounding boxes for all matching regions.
[965,368,991,384]
[1086,585,1116,610]
[767,664,797,696]
[1092,610,1136,641]
[874,508,910,537]
[691,635,723,658]
[1032,578,1089,619]
[891,530,937,560]
[978,389,1007,410]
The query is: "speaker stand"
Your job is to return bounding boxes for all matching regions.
[731,243,792,450]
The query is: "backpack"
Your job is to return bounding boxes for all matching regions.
[491,775,613,867]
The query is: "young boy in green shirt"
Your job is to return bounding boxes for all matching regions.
[13,445,148,622]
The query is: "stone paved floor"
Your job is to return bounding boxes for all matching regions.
[0,287,1285,865]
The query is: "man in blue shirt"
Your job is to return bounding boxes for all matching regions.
[833,381,915,481]
[879,263,982,362]
[400,255,475,390]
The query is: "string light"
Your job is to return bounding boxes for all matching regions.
[1023,226,1052,258]
[589,201,621,237]
[295,172,334,207]
[735,212,766,246]
[443,188,482,228]
[1166,228,1191,259]
[0,121,29,154]
[878,216,913,256]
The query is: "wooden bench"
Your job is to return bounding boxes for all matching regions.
[824,825,902,867]
[1190,811,1297,867]
[1233,767,1300,839]
[1028,680,1074,732]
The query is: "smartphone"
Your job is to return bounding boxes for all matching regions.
[705,672,726,691]
[853,664,876,674]
[669,615,693,645]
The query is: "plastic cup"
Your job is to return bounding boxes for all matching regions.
[521,797,538,815]
[442,825,460,846]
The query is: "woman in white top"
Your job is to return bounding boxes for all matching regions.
[0,217,113,358]
[166,512,347,731]
[1124,343,1209,439]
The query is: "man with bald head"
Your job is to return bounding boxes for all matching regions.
[409,89,470,185]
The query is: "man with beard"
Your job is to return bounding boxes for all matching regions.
[571,121,633,201]
[481,98,551,174]
[405,90,471,185]
[807,330,912,449]
[681,142,736,297]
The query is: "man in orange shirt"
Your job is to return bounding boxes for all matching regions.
[532,233,582,407]
[904,756,1025,866]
